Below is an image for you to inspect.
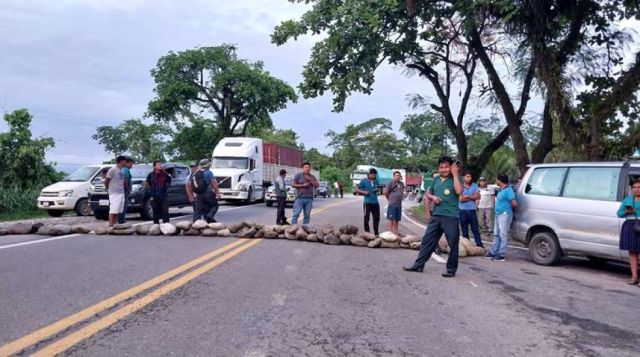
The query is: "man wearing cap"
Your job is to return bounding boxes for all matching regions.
[486,174,518,261]
[275,169,289,225]
[117,156,134,224]
[354,168,381,236]
[186,162,198,222]
[477,177,495,237]
[191,159,220,223]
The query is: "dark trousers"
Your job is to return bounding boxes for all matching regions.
[363,203,380,235]
[412,215,460,274]
[339,189,344,198]
[117,192,129,224]
[460,209,483,247]
[194,191,219,222]
[276,196,286,224]
[150,197,170,224]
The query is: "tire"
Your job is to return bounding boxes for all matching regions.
[266,200,273,207]
[47,210,64,217]
[93,209,108,220]
[244,187,253,205]
[74,198,92,216]
[529,231,562,266]
[141,198,154,220]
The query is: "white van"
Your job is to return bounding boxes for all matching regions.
[37,165,111,217]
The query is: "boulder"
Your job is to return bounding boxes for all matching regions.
[237,226,257,238]
[278,234,285,239]
[459,238,486,257]
[255,224,265,230]
[183,228,201,236]
[114,222,132,230]
[0,227,7,235]
[110,228,136,235]
[274,225,287,234]
[263,231,279,239]
[306,233,319,242]
[7,223,33,235]
[438,237,449,252]
[316,229,325,241]
[302,225,316,234]
[339,224,359,235]
[49,224,73,236]
[32,222,45,233]
[241,220,256,228]
[295,227,308,240]
[208,222,226,230]
[399,243,410,249]
[357,232,377,241]
[106,227,114,234]
[253,230,264,238]
[192,220,208,230]
[175,221,192,231]
[37,226,51,235]
[160,223,177,236]
[324,234,341,245]
[379,231,399,243]
[217,229,231,237]
[72,225,92,234]
[321,224,337,236]
[94,227,108,235]
[400,235,420,244]
[135,225,150,236]
[148,224,161,236]
[410,241,421,250]
[227,222,244,233]
[350,236,368,247]
[339,234,352,245]
[380,241,399,249]
[202,228,217,237]
[285,225,298,240]
[368,238,382,248]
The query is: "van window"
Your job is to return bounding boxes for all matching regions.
[562,167,620,201]
[175,167,189,179]
[525,168,566,196]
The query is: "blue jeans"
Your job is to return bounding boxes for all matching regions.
[117,192,129,224]
[291,197,313,224]
[460,209,482,247]
[490,212,513,258]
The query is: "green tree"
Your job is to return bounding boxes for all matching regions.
[92,119,171,162]
[400,111,453,172]
[319,166,352,192]
[147,44,298,137]
[169,119,220,162]
[481,148,520,183]
[250,127,301,149]
[304,148,334,171]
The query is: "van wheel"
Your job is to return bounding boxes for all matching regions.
[47,210,64,217]
[74,198,92,216]
[141,199,154,220]
[529,232,562,266]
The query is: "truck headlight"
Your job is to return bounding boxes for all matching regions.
[58,190,73,197]
[237,183,248,191]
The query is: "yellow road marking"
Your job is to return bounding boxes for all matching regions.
[32,239,263,357]
[310,199,355,215]
[0,239,249,357]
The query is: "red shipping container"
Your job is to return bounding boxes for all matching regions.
[262,142,303,167]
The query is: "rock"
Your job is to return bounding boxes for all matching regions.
[106,227,114,234]
[400,235,420,244]
[110,228,136,235]
[217,229,231,237]
[381,240,399,249]
[324,234,341,245]
[202,228,217,237]
[295,227,308,240]
[135,225,150,235]
[357,232,377,241]
[379,231,398,243]
[255,224,265,230]
[459,238,486,257]
[7,223,33,235]
[306,233,319,242]
[339,234,352,245]
[264,231,279,239]
[192,220,208,230]
[410,241,421,250]
[148,224,161,236]
[241,220,256,228]
[160,223,177,236]
[350,236,368,247]
[368,238,382,248]
[321,224,337,236]
[278,234,285,239]
[316,229,325,241]
[94,227,108,235]
[339,224,359,235]
[49,224,73,236]
[175,221,192,231]
[183,228,202,236]
[208,222,226,230]
[253,230,264,238]
[114,222,132,230]
[72,225,92,234]
[438,237,449,252]
[227,222,244,233]
[274,225,287,234]
[285,225,298,240]
[37,226,51,235]
[0,227,7,235]
[302,225,316,234]
[31,222,45,233]
[399,243,410,249]
[238,226,257,238]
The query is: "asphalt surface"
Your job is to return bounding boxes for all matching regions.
[1,197,639,356]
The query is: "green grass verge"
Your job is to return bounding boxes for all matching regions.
[0,209,49,222]
[410,204,428,225]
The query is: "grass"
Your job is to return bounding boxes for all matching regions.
[410,204,428,225]
[0,209,49,222]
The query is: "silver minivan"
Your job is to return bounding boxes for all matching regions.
[511,161,640,265]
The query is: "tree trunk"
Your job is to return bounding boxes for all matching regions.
[531,99,554,163]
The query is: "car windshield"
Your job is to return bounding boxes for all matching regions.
[130,167,152,179]
[213,157,248,169]
[352,172,367,180]
[64,166,100,182]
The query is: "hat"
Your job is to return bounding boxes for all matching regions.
[479,177,486,181]
[198,159,211,170]
[190,162,198,168]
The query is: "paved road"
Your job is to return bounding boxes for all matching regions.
[1,197,638,356]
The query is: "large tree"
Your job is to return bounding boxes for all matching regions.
[400,111,453,172]
[92,119,171,162]
[147,44,298,137]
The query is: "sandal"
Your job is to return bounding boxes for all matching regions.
[628,279,639,285]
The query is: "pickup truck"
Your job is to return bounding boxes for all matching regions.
[264,178,296,207]
[88,163,191,220]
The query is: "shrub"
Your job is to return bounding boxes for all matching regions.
[0,186,40,215]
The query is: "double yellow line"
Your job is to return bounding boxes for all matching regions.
[0,239,262,356]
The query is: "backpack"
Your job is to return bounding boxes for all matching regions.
[192,171,207,194]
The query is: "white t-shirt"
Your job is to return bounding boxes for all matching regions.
[478,187,495,209]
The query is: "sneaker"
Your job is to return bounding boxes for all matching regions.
[491,256,506,262]
[484,253,495,259]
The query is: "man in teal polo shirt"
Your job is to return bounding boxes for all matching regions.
[354,168,381,236]
[404,156,463,277]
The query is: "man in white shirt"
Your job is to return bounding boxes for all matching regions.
[477,177,495,237]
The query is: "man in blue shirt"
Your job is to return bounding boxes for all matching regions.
[459,171,483,247]
[191,159,220,223]
[354,168,381,236]
[487,174,518,261]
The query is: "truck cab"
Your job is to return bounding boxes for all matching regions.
[212,137,265,203]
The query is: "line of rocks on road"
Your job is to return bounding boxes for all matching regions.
[0,221,487,257]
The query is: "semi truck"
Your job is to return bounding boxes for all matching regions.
[350,165,394,193]
[211,137,318,204]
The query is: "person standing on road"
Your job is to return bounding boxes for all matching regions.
[338,181,344,198]
[459,171,483,247]
[334,181,340,198]
[385,171,405,236]
[145,161,172,224]
[105,155,128,228]
[486,174,517,262]
[191,159,220,223]
[477,177,495,237]
[291,162,319,225]
[404,157,462,277]
[275,169,289,225]
[616,179,640,285]
[117,157,134,224]
[355,168,381,236]
[186,163,198,222]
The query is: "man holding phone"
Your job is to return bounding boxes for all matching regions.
[291,162,319,225]
[355,168,381,236]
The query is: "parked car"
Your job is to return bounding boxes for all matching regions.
[511,161,640,266]
[88,163,191,220]
[316,181,330,198]
[265,178,296,207]
[37,165,112,217]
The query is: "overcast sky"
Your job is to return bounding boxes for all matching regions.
[1,0,542,166]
